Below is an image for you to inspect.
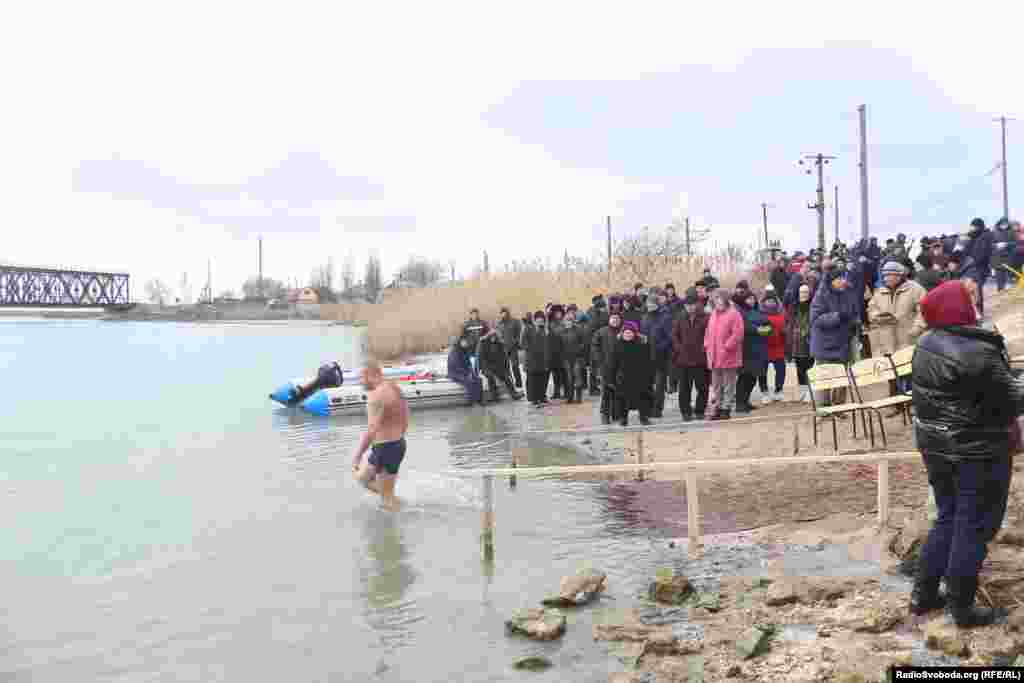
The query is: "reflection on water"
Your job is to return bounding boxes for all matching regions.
[361,511,417,607]
[358,509,422,653]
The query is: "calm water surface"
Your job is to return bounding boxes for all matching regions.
[2,319,717,682]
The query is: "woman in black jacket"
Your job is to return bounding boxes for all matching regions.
[547,305,566,399]
[519,310,553,406]
[911,280,1024,626]
[604,320,654,426]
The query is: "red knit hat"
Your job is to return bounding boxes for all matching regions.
[920,280,977,328]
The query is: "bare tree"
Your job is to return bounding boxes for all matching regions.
[309,258,338,303]
[613,224,692,283]
[144,278,171,306]
[340,251,356,293]
[671,217,712,256]
[364,251,383,302]
[395,256,444,287]
[242,276,286,300]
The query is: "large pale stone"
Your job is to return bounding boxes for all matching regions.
[505,608,567,641]
[542,568,608,607]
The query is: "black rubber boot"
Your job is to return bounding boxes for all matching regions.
[947,577,999,628]
[601,414,611,425]
[909,576,946,616]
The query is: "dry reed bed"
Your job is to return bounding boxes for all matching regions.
[366,264,766,360]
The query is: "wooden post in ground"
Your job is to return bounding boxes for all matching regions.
[511,416,526,490]
[685,470,701,556]
[481,475,495,561]
[636,430,645,481]
[877,460,890,527]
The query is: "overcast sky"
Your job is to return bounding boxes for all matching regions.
[2,2,1021,298]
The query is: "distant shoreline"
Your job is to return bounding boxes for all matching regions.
[0,310,367,326]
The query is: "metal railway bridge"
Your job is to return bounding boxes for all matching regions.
[0,265,131,307]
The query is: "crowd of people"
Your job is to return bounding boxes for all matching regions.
[446,217,1021,425]
[442,216,1024,630]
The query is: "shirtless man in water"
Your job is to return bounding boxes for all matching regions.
[352,360,409,511]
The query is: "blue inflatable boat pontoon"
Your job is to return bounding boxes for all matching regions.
[269,364,426,406]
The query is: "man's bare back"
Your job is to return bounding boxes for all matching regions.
[352,365,408,511]
[368,381,408,443]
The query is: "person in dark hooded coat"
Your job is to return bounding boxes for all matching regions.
[584,295,609,395]
[592,311,623,423]
[604,320,654,426]
[557,305,588,403]
[962,218,994,315]
[733,290,771,414]
[448,335,484,405]
[546,305,567,399]
[519,310,553,406]
[810,266,858,408]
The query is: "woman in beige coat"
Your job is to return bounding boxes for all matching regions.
[868,260,927,394]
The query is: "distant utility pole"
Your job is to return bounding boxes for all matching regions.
[483,250,489,274]
[200,259,212,304]
[834,185,840,244]
[858,105,869,240]
[995,116,1012,219]
[258,236,263,298]
[685,216,691,256]
[606,216,612,287]
[800,153,837,253]
[760,203,769,249]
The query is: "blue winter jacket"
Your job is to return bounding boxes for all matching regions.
[809,271,857,363]
[652,306,674,358]
[737,303,769,375]
[447,346,474,383]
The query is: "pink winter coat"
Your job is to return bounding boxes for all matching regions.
[704,306,744,369]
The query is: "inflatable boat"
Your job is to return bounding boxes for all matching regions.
[300,374,495,416]
[269,364,428,406]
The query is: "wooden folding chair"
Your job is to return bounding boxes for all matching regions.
[882,345,916,424]
[846,357,912,448]
[807,363,861,451]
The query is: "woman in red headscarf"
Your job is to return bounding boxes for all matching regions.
[911,280,1024,627]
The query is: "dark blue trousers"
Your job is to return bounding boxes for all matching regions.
[918,452,1012,602]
